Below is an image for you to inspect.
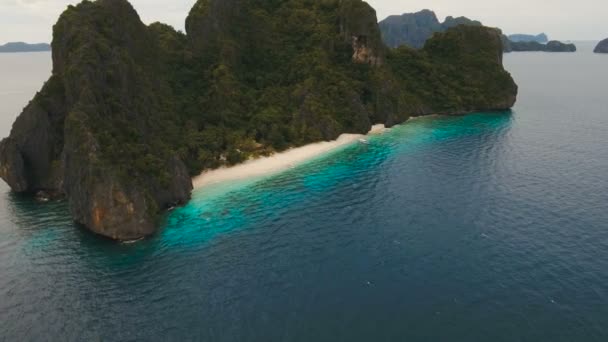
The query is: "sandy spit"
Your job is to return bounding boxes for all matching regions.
[192,124,387,189]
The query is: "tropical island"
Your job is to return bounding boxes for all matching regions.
[0,42,51,53]
[595,38,608,53]
[379,10,576,53]
[0,0,517,240]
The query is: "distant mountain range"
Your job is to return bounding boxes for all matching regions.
[0,42,51,53]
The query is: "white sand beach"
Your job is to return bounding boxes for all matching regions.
[193,124,387,189]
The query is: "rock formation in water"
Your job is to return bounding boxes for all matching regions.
[594,39,608,53]
[509,40,577,52]
[379,10,481,49]
[508,33,548,43]
[0,0,518,240]
[0,42,51,53]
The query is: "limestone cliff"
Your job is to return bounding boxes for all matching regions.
[0,0,517,240]
[379,10,481,49]
[338,0,386,65]
[0,0,191,240]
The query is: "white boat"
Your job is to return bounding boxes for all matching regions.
[358,138,369,145]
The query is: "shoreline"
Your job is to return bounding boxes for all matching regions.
[192,124,387,189]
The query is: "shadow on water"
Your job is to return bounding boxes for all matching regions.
[3,192,73,241]
[2,190,164,267]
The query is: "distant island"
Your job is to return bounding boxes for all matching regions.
[594,38,608,53]
[379,10,576,53]
[506,40,577,52]
[0,0,517,241]
[379,10,481,49]
[508,33,548,43]
[0,42,51,53]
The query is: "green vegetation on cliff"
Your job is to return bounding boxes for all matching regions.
[387,26,516,113]
[0,0,517,240]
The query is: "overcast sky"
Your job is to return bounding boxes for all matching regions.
[1,0,606,44]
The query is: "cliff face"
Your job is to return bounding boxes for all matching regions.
[338,0,386,66]
[0,0,517,240]
[0,0,192,240]
[594,39,608,53]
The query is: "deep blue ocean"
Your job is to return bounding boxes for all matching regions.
[1,42,607,341]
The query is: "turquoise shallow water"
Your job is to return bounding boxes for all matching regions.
[1,42,608,341]
[163,114,512,249]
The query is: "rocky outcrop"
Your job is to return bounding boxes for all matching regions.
[501,34,513,52]
[0,0,517,240]
[594,39,608,53]
[0,0,191,240]
[0,139,28,192]
[0,75,65,193]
